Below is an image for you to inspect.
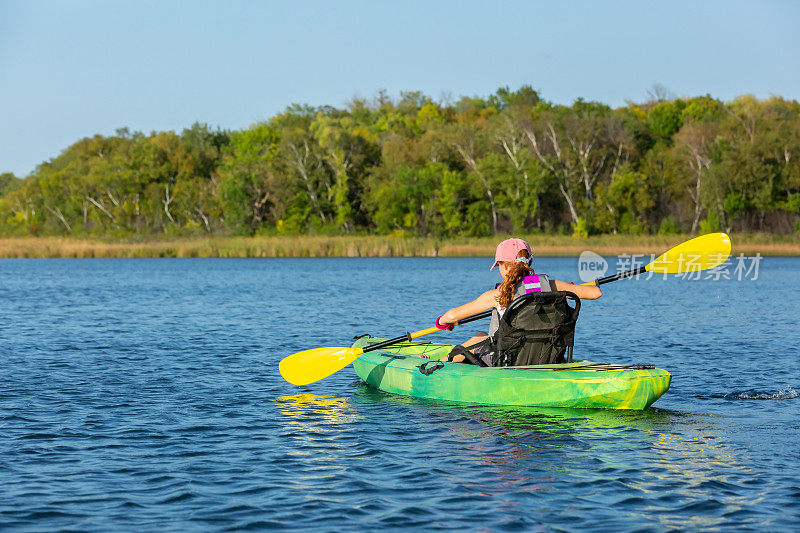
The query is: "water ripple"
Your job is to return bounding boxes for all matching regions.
[725,388,799,400]
[0,258,799,530]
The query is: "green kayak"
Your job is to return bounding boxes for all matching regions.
[351,337,671,410]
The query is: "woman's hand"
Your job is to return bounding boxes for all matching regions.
[434,316,454,331]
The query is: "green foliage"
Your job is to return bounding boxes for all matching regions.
[723,192,746,217]
[572,217,589,238]
[0,172,21,195]
[786,194,800,214]
[658,216,681,235]
[437,166,467,233]
[1,89,798,238]
[217,123,281,233]
[366,163,446,236]
[464,201,492,236]
[594,169,655,234]
[489,85,540,110]
[417,103,444,125]
[681,95,724,122]
[648,100,687,139]
[571,98,611,118]
[699,211,722,233]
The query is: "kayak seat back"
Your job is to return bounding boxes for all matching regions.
[493,291,581,367]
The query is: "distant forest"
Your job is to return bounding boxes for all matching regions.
[1,87,798,238]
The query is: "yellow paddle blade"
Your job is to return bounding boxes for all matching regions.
[279,346,364,386]
[646,233,732,274]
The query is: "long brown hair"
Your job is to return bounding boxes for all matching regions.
[496,249,532,309]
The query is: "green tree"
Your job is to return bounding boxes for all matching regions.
[446,122,500,232]
[0,172,21,196]
[311,112,380,231]
[1,88,798,238]
[647,99,687,139]
[488,108,547,230]
[521,100,627,230]
[366,163,442,236]
[488,85,540,110]
[594,168,655,234]
[217,124,282,232]
[671,120,717,232]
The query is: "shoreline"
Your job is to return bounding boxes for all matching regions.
[0,234,798,258]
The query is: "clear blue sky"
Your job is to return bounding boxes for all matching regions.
[1,0,798,178]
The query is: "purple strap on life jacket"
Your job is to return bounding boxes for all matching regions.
[522,274,542,293]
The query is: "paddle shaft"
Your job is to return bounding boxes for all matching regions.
[595,265,647,286]
[360,310,493,354]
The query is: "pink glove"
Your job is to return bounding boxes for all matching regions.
[435,316,454,331]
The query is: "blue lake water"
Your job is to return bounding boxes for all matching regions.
[1,257,798,530]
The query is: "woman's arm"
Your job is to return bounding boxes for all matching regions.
[553,279,602,300]
[439,289,498,325]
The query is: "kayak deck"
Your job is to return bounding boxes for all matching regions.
[351,337,671,410]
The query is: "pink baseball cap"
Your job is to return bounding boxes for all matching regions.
[490,238,532,270]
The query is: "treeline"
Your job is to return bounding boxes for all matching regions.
[1,87,798,238]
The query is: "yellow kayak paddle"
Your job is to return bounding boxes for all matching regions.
[583,232,731,286]
[280,232,732,385]
[279,310,492,386]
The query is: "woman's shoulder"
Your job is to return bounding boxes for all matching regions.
[479,288,500,302]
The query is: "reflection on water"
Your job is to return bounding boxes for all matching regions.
[352,383,670,439]
[276,393,360,426]
[275,393,362,476]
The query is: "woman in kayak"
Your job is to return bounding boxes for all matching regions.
[431,237,602,364]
